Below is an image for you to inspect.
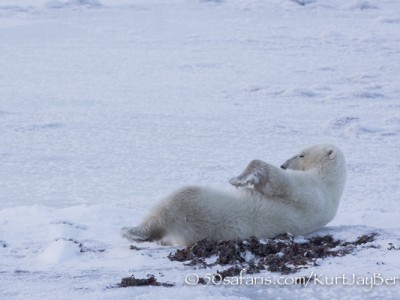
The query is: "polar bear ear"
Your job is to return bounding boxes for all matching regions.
[326,149,336,159]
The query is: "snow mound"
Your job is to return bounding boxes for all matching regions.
[37,239,81,264]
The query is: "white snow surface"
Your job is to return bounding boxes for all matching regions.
[1,0,400,299]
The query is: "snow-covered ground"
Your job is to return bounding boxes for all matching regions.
[1,0,400,299]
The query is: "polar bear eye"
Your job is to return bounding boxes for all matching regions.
[299,155,305,158]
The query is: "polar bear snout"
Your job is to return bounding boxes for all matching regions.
[281,158,293,170]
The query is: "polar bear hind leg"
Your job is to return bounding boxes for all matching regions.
[121,216,165,242]
[121,186,213,245]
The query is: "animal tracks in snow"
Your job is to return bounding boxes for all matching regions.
[38,219,108,264]
[50,220,87,231]
[326,116,400,139]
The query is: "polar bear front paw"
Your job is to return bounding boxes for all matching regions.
[229,173,261,188]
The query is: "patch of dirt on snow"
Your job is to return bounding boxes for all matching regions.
[118,233,378,287]
[118,274,174,288]
[168,233,378,283]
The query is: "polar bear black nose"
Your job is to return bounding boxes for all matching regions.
[280,165,286,170]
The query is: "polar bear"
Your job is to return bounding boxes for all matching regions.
[122,144,346,245]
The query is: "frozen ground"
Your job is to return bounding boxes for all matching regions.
[1,0,400,299]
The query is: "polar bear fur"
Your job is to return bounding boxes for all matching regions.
[122,144,346,245]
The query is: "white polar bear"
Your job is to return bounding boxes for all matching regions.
[122,144,346,245]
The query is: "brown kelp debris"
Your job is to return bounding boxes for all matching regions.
[168,233,378,281]
[118,232,378,287]
[118,274,174,288]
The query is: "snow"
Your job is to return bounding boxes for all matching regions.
[1,0,400,299]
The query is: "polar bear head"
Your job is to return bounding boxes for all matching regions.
[280,144,346,176]
[280,144,347,209]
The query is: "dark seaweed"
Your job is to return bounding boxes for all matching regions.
[168,233,378,283]
[118,232,378,287]
[118,274,174,288]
